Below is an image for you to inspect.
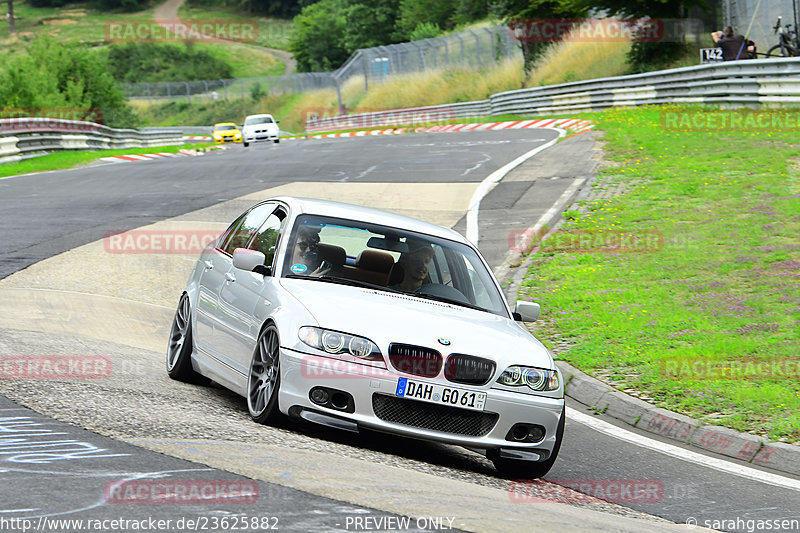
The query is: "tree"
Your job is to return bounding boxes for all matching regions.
[492,0,587,75]
[0,37,139,128]
[289,0,349,71]
[396,0,456,40]
[569,0,711,72]
[7,0,14,35]
[341,0,402,51]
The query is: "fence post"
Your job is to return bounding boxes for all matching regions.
[468,29,481,68]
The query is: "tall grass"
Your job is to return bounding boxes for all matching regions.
[526,38,632,86]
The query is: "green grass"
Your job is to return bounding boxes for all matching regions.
[0,2,154,45]
[0,143,215,178]
[521,105,800,442]
[193,43,283,78]
[177,4,293,50]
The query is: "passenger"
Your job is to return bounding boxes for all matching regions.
[290,226,330,276]
[389,239,434,292]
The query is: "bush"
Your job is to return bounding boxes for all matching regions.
[0,37,139,128]
[626,41,691,74]
[106,43,234,83]
[409,22,441,41]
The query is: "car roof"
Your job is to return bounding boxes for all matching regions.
[213,122,238,127]
[272,196,470,245]
[245,113,274,118]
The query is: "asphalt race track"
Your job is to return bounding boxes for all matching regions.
[1,130,798,533]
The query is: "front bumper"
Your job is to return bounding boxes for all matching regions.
[279,347,564,455]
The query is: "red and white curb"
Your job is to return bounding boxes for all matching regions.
[287,118,594,140]
[183,136,212,141]
[99,152,188,163]
[99,146,226,163]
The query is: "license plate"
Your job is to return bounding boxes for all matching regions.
[395,378,486,411]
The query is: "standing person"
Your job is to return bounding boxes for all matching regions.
[712,26,755,60]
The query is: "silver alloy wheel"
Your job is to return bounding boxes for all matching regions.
[167,294,190,371]
[248,327,280,417]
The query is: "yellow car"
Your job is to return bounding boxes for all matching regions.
[212,122,242,144]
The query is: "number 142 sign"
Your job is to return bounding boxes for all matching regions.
[700,48,723,63]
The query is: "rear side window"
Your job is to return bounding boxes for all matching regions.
[250,210,286,267]
[218,203,275,255]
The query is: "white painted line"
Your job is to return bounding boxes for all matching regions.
[567,407,800,492]
[466,129,565,244]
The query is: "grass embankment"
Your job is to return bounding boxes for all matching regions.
[521,106,800,442]
[0,143,215,179]
[0,3,287,78]
[134,43,630,133]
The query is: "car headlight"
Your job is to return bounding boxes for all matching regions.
[299,326,382,361]
[496,365,559,391]
[213,135,222,140]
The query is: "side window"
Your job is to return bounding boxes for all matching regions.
[250,211,285,266]
[220,203,275,255]
[217,212,247,251]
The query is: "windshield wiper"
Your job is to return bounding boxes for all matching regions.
[410,292,486,312]
[285,274,403,293]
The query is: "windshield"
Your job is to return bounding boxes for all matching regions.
[214,125,237,131]
[282,215,509,317]
[245,116,274,125]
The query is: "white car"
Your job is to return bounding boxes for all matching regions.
[241,113,280,146]
[167,197,564,477]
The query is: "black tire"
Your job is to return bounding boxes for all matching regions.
[767,44,789,57]
[490,407,565,479]
[243,142,249,147]
[247,324,282,425]
[166,294,208,384]
[274,139,280,144]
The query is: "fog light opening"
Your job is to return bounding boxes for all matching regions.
[511,426,529,442]
[527,426,545,442]
[330,392,349,410]
[506,424,546,443]
[310,388,329,405]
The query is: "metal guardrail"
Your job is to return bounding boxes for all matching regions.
[0,118,184,165]
[305,57,800,130]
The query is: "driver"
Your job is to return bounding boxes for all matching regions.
[389,239,434,292]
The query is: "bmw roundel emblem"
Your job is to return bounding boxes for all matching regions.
[437,338,451,346]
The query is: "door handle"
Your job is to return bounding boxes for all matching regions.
[204,261,214,270]
[225,272,236,283]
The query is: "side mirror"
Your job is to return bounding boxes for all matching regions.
[232,248,270,276]
[514,301,540,322]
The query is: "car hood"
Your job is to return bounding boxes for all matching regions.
[280,278,553,370]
